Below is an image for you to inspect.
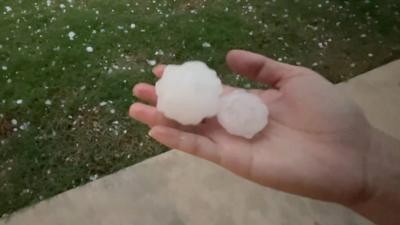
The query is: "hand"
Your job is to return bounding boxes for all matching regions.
[129,50,374,206]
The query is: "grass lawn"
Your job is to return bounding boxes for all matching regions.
[0,0,399,217]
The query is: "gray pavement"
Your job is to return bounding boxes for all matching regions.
[336,60,400,139]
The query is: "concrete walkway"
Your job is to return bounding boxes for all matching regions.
[1,60,399,225]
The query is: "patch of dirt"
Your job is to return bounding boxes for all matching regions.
[0,118,13,139]
[120,53,148,66]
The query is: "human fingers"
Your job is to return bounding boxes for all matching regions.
[133,83,157,105]
[129,103,178,128]
[152,64,166,78]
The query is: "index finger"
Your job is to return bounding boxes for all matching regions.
[152,64,166,78]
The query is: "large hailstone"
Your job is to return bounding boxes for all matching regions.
[217,90,269,139]
[155,61,223,125]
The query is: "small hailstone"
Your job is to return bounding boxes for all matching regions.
[16,99,23,105]
[45,100,52,105]
[156,61,223,125]
[86,46,94,53]
[89,174,98,181]
[5,6,12,12]
[155,49,164,56]
[146,59,157,66]
[1,66,7,71]
[19,122,29,130]
[130,23,136,29]
[217,90,269,139]
[202,42,211,48]
[68,31,76,40]
[11,119,18,125]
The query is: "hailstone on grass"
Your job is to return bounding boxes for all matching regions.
[155,61,223,125]
[217,90,269,139]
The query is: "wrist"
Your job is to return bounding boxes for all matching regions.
[348,128,400,225]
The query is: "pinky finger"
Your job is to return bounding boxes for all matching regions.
[149,126,221,164]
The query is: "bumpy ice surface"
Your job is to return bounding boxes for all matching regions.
[217,90,269,139]
[156,61,223,125]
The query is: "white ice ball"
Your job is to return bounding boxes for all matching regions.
[217,90,269,139]
[156,61,223,125]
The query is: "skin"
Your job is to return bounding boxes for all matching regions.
[129,50,400,225]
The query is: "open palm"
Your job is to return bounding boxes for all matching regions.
[129,50,373,206]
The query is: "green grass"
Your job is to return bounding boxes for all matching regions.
[0,0,399,217]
